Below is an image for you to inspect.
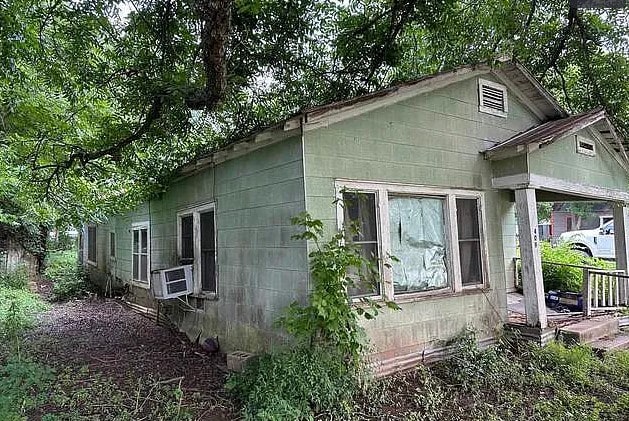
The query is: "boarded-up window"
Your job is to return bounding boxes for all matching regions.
[200,211,216,293]
[343,191,380,297]
[132,225,149,282]
[87,226,97,264]
[180,215,194,263]
[456,198,483,286]
[389,196,449,293]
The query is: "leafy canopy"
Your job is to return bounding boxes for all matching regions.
[0,0,627,228]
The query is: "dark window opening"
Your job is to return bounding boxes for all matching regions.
[200,211,216,293]
[87,226,97,263]
[110,232,116,258]
[180,215,194,264]
[456,198,483,286]
[343,191,380,297]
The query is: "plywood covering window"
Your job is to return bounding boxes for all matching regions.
[87,225,97,265]
[178,203,217,295]
[132,224,149,284]
[338,181,489,300]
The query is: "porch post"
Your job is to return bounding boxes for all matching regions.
[613,204,629,272]
[613,204,629,304]
[515,188,548,329]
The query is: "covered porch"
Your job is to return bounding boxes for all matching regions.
[485,108,629,332]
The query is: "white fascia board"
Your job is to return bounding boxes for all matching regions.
[301,68,491,132]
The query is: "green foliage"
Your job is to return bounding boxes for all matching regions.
[0,266,28,290]
[0,358,55,421]
[277,212,399,361]
[45,250,90,301]
[348,333,629,420]
[537,203,552,222]
[0,268,48,358]
[540,242,613,292]
[226,346,360,420]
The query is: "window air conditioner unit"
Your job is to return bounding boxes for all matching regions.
[151,265,193,300]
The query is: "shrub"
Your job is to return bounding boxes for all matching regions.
[226,345,360,420]
[0,266,29,290]
[540,242,613,292]
[45,250,90,301]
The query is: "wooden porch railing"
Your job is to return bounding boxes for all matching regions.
[583,269,629,316]
[513,257,629,316]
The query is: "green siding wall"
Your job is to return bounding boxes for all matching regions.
[528,130,629,191]
[89,136,308,352]
[303,75,534,357]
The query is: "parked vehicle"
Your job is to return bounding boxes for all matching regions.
[558,219,615,259]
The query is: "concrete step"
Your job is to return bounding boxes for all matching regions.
[591,334,629,354]
[559,317,619,344]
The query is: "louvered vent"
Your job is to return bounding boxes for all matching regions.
[478,79,508,117]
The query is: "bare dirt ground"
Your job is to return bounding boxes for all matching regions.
[24,298,238,420]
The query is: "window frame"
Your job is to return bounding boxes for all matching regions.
[86,225,97,266]
[109,231,116,259]
[131,222,151,288]
[336,180,489,302]
[478,78,508,118]
[177,202,217,297]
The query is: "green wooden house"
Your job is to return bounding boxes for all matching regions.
[82,60,629,374]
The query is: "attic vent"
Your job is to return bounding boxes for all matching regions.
[576,136,596,157]
[478,79,508,118]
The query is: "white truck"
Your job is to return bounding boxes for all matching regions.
[558,219,615,259]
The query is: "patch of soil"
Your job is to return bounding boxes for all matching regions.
[24,298,237,420]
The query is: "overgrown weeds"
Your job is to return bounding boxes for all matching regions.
[45,250,90,301]
[348,333,629,421]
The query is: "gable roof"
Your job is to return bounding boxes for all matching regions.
[483,107,629,168]
[180,59,593,176]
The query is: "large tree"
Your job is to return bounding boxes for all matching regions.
[0,0,627,231]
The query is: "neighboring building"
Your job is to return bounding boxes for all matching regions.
[551,202,613,238]
[82,60,629,373]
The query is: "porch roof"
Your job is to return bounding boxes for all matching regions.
[484,108,628,165]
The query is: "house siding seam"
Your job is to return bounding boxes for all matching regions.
[302,75,534,360]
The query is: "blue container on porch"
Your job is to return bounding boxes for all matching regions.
[546,290,583,311]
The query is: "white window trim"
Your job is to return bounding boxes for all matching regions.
[177,202,217,297]
[131,221,151,289]
[478,78,508,118]
[86,225,97,267]
[336,179,490,302]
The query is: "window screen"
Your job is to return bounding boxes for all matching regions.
[132,226,149,282]
[388,196,448,293]
[343,192,380,297]
[110,232,116,258]
[200,211,216,293]
[456,198,483,286]
[87,226,97,263]
[180,215,194,262]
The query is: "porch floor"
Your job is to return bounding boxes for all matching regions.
[507,291,587,327]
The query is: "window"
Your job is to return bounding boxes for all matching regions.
[478,79,508,118]
[178,204,217,295]
[109,232,116,258]
[87,225,97,265]
[132,224,149,284]
[343,192,380,297]
[576,136,596,157]
[338,181,488,300]
[456,198,483,286]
